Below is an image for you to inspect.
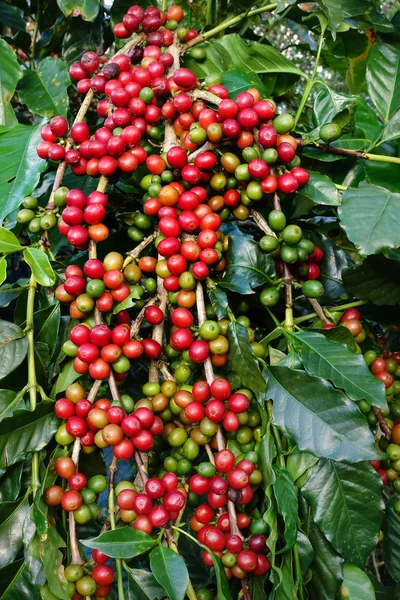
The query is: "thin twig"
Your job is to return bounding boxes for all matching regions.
[307,298,332,325]
[124,231,158,266]
[373,407,392,439]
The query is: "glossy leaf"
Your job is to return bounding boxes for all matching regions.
[321,327,357,353]
[207,285,228,319]
[290,330,386,408]
[315,0,343,37]
[216,34,305,79]
[228,321,266,397]
[297,171,340,206]
[0,3,26,31]
[342,254,400,306]
[52,358,80,394]
[0,390,25,422]
[0,402,59,469]
[275,551,296,600]
[0,321,27,381]
[0,559,42,600]
[272,466,298,550]
[112,287,141,314]
[0,498,29,568]
[62,13,103,64]
[339,564,375,600]
[0,39,20,128]
[0,228,22,253]
[366,41,400,122]
[82,527,155,559]
[209,553,232,600]
[124,564,164,600]
[33,303,61,357]
[382,496,400,582]
[296,530,314,576]
[220,236,276,294]
[0,124,47,225]
[18,57,71,118]
[339,183,400,256]
[222,68,267,98]
[57,0,99,21]
[36,526,69,600]
[379,109,400,145]
[286,452,319,485]
[306,523,343,600]
[184,43,232,80]
[267,367,382,462]
[0,258,6,286]
[302,459,384,567]
[149,546,189,600]
[23,248,56,287]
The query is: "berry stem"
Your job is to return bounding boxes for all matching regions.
[298,137,400,165]
[307,298,332,326]
[293,19,326,128]
[184,3,278,48]
[292,300,368,325]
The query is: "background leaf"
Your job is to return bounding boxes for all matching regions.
[0,123,47,225]
[23,249,56,287]
[273,466,298,550]
[0,402,59,469]
[342,254,400,305]
[290,330,387,408]
[339,183,400,256]
[149,546,189,600]
[339,564,376,600]
[125,564,164,600]
[82,527,155,559]
[227,321,266,397]
[298,171,340,206]
[366,41,400,122]
[306,522,344,600]
[302,459,384,567]
[18,57,71,118]
[0,560,42,599]
[220,236,276,294]
[0,321,27,381]
[382,496,400,583]
[0,38,20,128]
[0,498,29,568]
[0,228,22,253]
[267,367,381,462]
[57,0,99,21]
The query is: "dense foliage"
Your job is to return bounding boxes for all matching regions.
[1,1,400,599]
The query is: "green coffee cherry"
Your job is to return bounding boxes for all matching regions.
[22,196,38,210]
[320,122,342,143]
[17,208,35,223]
[282,225,303,245]
[260,235,279,253]
[302,280,324,298]
[273,113,295,134]
[268,209,286,232]
[260,287,280,306]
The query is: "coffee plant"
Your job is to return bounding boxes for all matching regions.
[1,1,400,599]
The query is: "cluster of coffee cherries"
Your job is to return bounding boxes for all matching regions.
[116,473,186,532]
[322,307,368,344]
[113,4,189,41]
[53,382,161,458]
[16,194,57,233]
[63,551,114,600]
[44,455,106,522]
[258,223,325,305]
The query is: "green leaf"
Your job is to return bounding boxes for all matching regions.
[33,303,61,357]
[286,452,319,486]
[0,2,26,31]
[23,248,55,287]
[0,321,27,381]
[216,34,305,79]
[57,0,99,21]
[321,327,357,353]
[112,288,141,314]
[339,564,376,600]
[339,183,400,256]
[297,171,340,206]
[378,109,400,145]
[0,498,29,568]
[124,564,165,600]
[296,530,314,576]
[52,358,80,395]
[0,38,20,128]
[272,466,298,550]
[0,228,22,253]
[209,553,232,600]
[220,236,276,294]
[36,526,69,600]
[0,559,42,600]
[342,254,400,306]
[150,546,189,600]
[290,330,386,408]
[0,258,6,286]
[62,14,103,65]
[382,495,400,582]
[18,57,71,118]
[315,0,343,37]
[0,390,26,422]
[0,402,59,469]
[267,367,381,462]
[366,41,400,122]
[0,463,23,503]
[222,68,267,98]
[82,527,155,559]
[227,321,266,397]
[184,43,232,80]
[0,124,47,224]
[302,459,384,567]
[207,285,228,319]
[306,523,343,600]
[275,551,296,600]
